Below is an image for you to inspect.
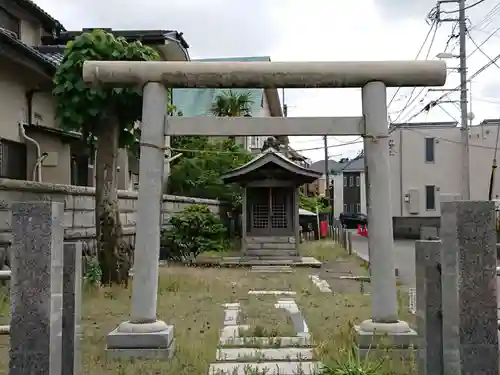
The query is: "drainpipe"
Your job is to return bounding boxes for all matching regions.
[20,90,43,182]
[19,122,43,182]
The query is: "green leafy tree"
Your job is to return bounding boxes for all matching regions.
[168,138,252,206]
[299,192,329,213]
[168,90,254,205]
[53,29,160,285]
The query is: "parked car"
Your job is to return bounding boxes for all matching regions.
[339,212,367,229]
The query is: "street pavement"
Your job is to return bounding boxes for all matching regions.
[349,231,417,286]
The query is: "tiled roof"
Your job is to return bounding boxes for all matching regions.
[310,159,347,174]
[342,156,365,172]
[34,45,65,65]
[0,28,57,73]
[42,29,188,49]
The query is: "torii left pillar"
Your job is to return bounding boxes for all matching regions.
[106,82,176,359]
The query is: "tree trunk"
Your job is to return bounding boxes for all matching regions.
[95,116,131,285]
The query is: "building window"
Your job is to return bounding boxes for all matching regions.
[343,176,347,186]
[0,139,27,180]
[343,204,347,212]
[349,176,353,187]
[425,185,436,210]
[425,137,435,162]
[350,203,354,213]
[0,7,20,37]
[356,203,361,213]
[356,176,360,186]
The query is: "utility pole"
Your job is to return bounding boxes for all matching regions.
[436,0,470,199]
[458,0,470,200]
[323,136,332,229]
[323,136,330,196]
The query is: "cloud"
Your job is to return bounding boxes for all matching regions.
[34,0,280,57]
[372,0,436,20]
[33,0,500,161]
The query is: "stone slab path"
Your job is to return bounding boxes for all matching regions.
[209,291,322,375]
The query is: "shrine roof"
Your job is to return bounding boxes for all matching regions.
[221,148,322,184]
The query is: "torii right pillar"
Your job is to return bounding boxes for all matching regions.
[354,80,418,357]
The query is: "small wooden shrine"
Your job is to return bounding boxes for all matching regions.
[221,140,321,258]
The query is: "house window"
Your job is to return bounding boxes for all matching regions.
[349,176,353,187]
[0,139,27,180]
[343,176,347,186]
[0,7,20,37]
[425,185,436,210]
[356,203,361,213]
[425,138,435,162]
[356,176,360,186]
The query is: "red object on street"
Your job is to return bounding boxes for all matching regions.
[357,224,368,237]
[320,221,328,237]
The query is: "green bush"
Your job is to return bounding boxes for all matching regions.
[160,204,227,261]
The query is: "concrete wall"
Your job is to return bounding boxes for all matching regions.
[0,179,222,252]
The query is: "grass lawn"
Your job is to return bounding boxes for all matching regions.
[0,240,416,375]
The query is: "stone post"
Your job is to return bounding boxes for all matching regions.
[347,232,353,255]
[10,201,64,375]
[107,82,175,359]
[440,201,498,374]
[415,240,443,375]
[62,242,83,375]
[354,81,416,356]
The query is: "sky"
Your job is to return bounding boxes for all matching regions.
[34,0,500,162]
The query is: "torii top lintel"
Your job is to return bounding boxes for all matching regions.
[82,60,447,89]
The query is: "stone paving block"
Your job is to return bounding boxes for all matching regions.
[216,347,314,361]
[209,361,321,375]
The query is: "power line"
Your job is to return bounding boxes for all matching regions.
[437,103,460,121]
[170,125,500,156]
[169,137,365,155]
[467,31,500,69]
[402,126,500,150]
[405,48,500,122]
[469,0,500,29]
[391,23,440,123]
[388,20,438,110]
[440,0,487,14]
[402,9,500,123]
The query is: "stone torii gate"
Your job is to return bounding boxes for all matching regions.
[83,60,446,358]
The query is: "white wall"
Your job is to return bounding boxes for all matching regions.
[390,125,462,217]
[334,124,500,218]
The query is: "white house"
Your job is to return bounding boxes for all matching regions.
[319,120,500,237]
